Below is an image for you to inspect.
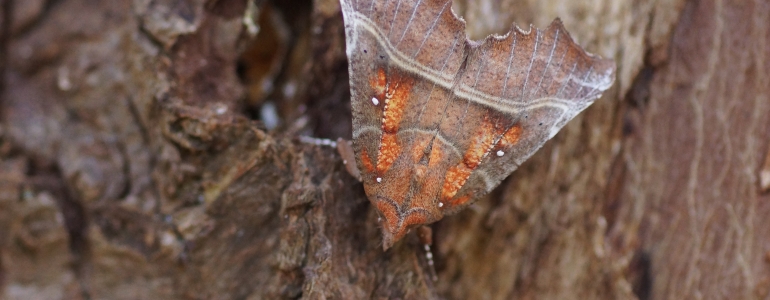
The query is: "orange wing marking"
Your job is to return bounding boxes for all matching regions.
[373,69,413,174]
[496,124,523,148]
[442,123,522,207]
[360,148,376,174]
[373,197,399,235]
[441,116,502,201]
[448,194,472,207]
[401,211,429,230]
[370,68,387,99]
[377,133,400,173]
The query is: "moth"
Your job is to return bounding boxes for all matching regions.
[339,0,616,249]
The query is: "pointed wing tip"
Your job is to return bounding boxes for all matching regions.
[589,55,618,91]
[549,17,565,28]
[545,18,618,88]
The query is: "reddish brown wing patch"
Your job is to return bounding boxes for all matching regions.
[380,72,412,134]
[375,70,413,174]
[370,68,387,99]
[441,116,504,201]
[340,0,616,249]
[360,148,376,174]
[497,124,523,150]
[376,133,400,174]
[447,194,472,208]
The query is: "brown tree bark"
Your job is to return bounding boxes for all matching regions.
[0,0,768,299]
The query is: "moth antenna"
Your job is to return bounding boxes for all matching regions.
[298,136,338,148]
[417,226,438,281]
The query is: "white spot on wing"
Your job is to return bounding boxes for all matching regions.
[496,150,504,157]
[376,177,382,183]
[372,97,380,106]
[345,12,612,116]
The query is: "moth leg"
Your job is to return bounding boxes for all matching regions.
[336,138,362,182]
[298,136,361,181]
[417,226,438,282]
[761,145,770,192]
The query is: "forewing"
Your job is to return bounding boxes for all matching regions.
[442,20,616,211]
[340,0,616,247]
[339,0,468,184]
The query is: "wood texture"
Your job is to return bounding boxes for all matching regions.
[0,0,768,299]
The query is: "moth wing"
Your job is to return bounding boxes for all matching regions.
[340,0,468,180]
[442,20,616,211]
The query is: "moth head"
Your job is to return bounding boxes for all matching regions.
[362,169,447,250]
[369,194,439,250]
